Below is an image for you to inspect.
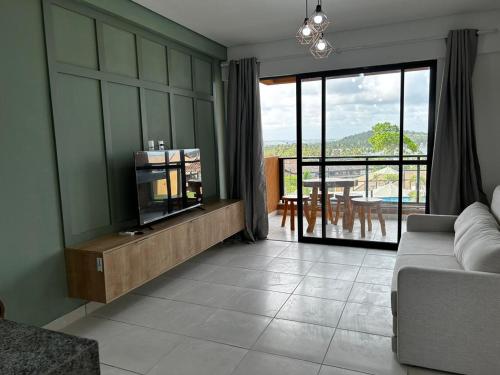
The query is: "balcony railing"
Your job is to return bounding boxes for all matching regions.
[264,155,427,213]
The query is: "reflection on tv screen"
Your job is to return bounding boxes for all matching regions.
[134,149,202,225]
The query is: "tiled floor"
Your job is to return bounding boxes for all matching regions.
[268,212,406,244]
[58,240,448,375]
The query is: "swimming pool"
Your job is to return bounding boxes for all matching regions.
[382,196,411,203]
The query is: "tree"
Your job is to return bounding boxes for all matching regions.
[369,122,419,155]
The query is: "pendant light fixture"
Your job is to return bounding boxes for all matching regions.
[310,32,334,59]
[311,0,330,32]
[296,0,316,45]
[296,0,334,59]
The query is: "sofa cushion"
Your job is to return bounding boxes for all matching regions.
[491,186,500,224]
[454,202,490,245]
[397,232,455,256]
[454,208,500,273]
[391,253,463,316]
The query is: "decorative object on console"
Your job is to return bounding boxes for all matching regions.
[147,140,155,151]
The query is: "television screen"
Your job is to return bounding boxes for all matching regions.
[134,149,202,225]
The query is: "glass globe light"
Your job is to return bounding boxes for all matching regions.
[313,12,324,24]
[310,2,330,32]
[302,24,312,36]
[296,18,317,45]
[310,33,334,59]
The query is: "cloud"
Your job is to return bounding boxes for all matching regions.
[260,68,430,142]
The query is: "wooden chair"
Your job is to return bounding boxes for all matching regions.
[333,192,363,225]
[350,197,386,238]
[310,193,335,224]
[281,195,310,231]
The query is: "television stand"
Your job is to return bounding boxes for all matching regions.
[64,199,244,303]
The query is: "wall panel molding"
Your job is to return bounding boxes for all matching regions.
[43,0,221,245]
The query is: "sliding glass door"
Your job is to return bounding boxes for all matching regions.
[296,61,436,249]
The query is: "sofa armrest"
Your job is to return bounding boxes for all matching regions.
[406,214,457,232]
[396,266,500,374]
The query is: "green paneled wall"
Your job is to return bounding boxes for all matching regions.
[45,0,222,245]
[194,58,213,94]
[140,38,168,84]
[107,83,143,224]
[172,95,195,149]
[145,89,171,146]
[55,74,111,235]
[0,0,83,326]
[196,100,218,197]
[169,49,193,90]
[102,24,138,78]
[52,5,98,69]
[0,0,226,326]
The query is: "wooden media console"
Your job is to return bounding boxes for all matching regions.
[65,200,244,303]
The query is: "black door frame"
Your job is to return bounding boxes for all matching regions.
[295,60,437,250]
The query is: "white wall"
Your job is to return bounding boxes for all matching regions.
[228,10,500,200]
[473,51,500,199]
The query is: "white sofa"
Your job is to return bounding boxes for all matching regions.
[392,186,500,375]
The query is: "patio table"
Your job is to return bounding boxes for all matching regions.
[303,177,358,232]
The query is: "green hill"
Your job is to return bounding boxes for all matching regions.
[265,130,428,157]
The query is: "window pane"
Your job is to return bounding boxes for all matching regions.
[403,68,430,159]
[302,165,322,239]
[283,158,298,195]
[326,71,401,159]
[402,164,427,205]
[260,81,296,157]
[322,165,399,244]
[301,78,322,162]
[401,164,426,234]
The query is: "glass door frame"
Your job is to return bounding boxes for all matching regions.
[296,60,437,250]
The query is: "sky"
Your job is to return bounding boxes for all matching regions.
[260,68,430,144]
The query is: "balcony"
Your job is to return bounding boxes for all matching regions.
[264,156,427,243]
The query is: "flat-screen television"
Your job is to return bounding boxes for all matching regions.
[134,149,202,226]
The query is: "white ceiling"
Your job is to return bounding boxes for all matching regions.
[133,0,499,47]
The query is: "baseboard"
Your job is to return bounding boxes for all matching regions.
[85,301,105,315]
[43,305,86,331]
[43,301,105,331]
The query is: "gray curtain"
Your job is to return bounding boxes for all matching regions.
[430,29,487,214]
[226,57,268,241]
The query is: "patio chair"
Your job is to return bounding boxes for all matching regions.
[310,193,335,224]
[350,197,386,238]
[281,194,310,231]
[333,192,364,225]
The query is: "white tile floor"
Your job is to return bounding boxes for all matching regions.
[58,240,450,375]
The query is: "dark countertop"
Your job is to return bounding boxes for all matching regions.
[0,319,100,375]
